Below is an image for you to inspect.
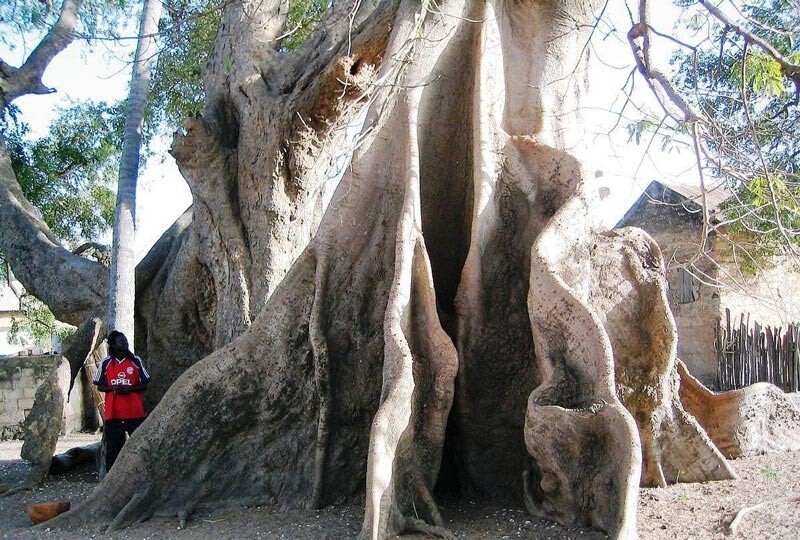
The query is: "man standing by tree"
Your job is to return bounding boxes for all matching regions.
[93,331,151,473]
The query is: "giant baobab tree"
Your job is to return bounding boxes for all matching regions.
[3,0,800,538]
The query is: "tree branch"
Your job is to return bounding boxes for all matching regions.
[698,0,800,92]
[627,0,700,123]
[0,0,83,107]
[0,137,108,326]
[726,495,800,536]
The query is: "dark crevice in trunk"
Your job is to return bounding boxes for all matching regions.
[416,48,474,504]
[209,94,240,149]
[433,408,462,499]
[453,175,541,504]
[418,91,474,343]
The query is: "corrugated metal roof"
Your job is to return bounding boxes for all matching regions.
[656,178,731,213]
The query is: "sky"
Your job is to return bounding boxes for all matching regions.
[3,1,703,256]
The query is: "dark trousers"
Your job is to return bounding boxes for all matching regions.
[105,418,144,472]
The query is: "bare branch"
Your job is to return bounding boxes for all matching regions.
[726,495,800,536]
[627,1,700,123]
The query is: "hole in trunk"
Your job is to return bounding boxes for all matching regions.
[420,161,541,504]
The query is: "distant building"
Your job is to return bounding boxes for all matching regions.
[0,280,25,357]
[616,180,800,387]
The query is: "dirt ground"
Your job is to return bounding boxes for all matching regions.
[1,435,798,539]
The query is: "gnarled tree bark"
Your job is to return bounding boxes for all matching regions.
[0,0,768,539]
[3,0,748,538]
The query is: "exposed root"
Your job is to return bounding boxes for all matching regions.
[403,516,458,540]
[678,360,800,459]
[725,495,800,536]
[178,509,189,530]
[309,253,331,509]
[413,471,445,527]
[106,488,150,532]
[0,483,35,498]
[177,486,208,529]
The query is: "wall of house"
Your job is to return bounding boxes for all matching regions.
[0,282,25,356]
[667,275,720,386]
[712,248,800,328]
[0,354,94,440]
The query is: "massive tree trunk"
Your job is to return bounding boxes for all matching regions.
[35,0,741,538]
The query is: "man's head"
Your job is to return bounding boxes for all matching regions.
[107,330,129,356]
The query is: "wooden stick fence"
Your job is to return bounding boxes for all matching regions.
[716,308,800,392]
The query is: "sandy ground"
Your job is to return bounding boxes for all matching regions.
[1,434,798,539]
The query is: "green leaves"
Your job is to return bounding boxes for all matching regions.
[0,0,51,44]
[669,0,800,256]
[281,0,328,51]
[722,172,800,261]
[732,53,791,97]
[0,0,134,48]
[2,101,121,246]
[746,174,798,211]
[626,119,690,154]
[8,294,75,350]
[149,1,222,131]
[627,119,658,145]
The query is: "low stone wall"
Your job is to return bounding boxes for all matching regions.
[0,354,94,440]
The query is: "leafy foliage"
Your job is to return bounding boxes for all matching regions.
[149,1,222,130]
[0,0,133,49]
[732,53,799,98]
[674,1,798,172]
[2,102,121,245]
[8,293,74,350]
[1,103,118,348]
[281,0,328,51]
[0,0,54,42]
[148,0,330,132]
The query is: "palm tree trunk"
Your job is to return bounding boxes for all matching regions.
[108,0,163,341]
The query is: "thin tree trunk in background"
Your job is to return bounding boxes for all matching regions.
[103,0,163,481]
[108,0,163,342]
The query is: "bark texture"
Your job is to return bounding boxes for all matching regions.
[5,0,746,538]
[19,357,72,485]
